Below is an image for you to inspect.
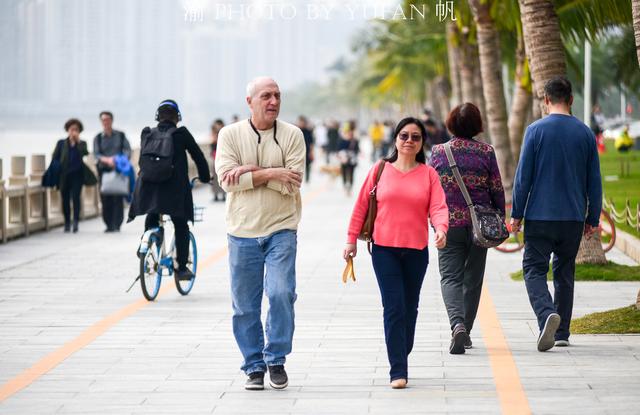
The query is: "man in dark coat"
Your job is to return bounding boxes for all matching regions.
[128,100,210,280]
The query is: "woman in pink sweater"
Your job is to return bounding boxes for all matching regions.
[343,117,449,389]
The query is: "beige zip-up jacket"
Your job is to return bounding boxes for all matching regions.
[215,119,306,237]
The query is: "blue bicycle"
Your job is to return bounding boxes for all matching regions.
[136,178,204,301]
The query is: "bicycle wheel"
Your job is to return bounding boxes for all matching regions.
[600,210,616,253]
[494,203,525,253]
[140,234,162,301]
[174,232,197,295]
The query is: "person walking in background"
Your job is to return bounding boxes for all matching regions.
[424,118,450,151]
[343,117,448,389]
[314,120,328,164]
[368,120,385,162]
[52,119,96,233]
[297,115,315,184]
[338,120,360,196]
[210,119,226,202]
[215,77,306,391]
[93,111,132,232]
[326,120,341,164]
[128,100,210,281]
[429,103,505,354]
[511,77,602,352]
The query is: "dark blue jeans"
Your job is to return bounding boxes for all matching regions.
[371,244,429,381]
[523,220,583,341]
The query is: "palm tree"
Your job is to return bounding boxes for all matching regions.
[518,0,566,116]
[634,0,640,66]
[468,0,515,196]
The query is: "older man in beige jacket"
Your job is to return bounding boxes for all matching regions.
[215,77,306,391]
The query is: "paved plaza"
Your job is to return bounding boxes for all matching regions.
[1,169,639,414]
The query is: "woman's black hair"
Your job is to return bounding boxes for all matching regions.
[64,118,84,133]
[383,117,427,164]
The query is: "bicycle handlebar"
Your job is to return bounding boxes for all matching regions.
[190,176,214,189]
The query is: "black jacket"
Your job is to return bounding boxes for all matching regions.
[128,121,210,222]
[52,138,97,190]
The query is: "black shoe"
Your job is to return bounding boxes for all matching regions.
[464,336,473,349]
[105,228,114,233]
[268,365,288,389]
[175,268,195,281]
[449,323,469,355]
[244,371,264,390]
[64,223,71,233]
[72,221,79,233]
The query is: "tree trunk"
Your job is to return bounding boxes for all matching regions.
[446,22,463,107]
[469,0,514,195]
[519,0,567,116]
[434,76,451,122]
[634,0,640,309]
[508,35,532,162]
[458,28,476,104]
[633,0,640,67]
[575,234,607,265]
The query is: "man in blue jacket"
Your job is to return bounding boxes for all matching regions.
[511,76,602,352]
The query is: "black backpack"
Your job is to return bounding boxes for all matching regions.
[139,127,176,183]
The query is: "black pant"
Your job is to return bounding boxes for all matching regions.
[61,171,83,226]
[371,244,429,381]
[437,226,488,333]
[341,164,355,189]
[523,220,583,341]
[101,194,124,230]
[305,160,312,183]
[145,214,190,269]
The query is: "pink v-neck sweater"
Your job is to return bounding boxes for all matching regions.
[347,161,449,250]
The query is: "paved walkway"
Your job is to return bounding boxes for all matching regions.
[0,168,639,414]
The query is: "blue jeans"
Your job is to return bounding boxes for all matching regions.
[228,229,297,374]
[523,221,583,341]
[371,244,429,381]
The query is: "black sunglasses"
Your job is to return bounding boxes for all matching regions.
[398,132,422,142]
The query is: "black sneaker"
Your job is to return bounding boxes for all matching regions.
[175,268,195,281]
[268,365,288,389]
[244,371,264,390]
[449,323,469,355]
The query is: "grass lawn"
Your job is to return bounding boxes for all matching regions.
[510,261,640,281]
[600,141,640,237]
[572,305,640,334]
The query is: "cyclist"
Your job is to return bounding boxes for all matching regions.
[128,99,210,281]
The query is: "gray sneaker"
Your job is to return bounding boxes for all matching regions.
[554,339,570,347]
[268,365,289,389]
[537,313,561,352]
[244,371,264,390]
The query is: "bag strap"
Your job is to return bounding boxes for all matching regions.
[371,160,386,193]
[444,142,473,208]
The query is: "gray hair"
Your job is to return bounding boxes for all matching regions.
[246,76,277,98]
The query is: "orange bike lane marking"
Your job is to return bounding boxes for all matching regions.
[478,285,532,415]
[0,185,327,402]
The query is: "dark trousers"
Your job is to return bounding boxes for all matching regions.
[145,214,189,269]
[101,194,124,230]
[305,160,312,183]
[341,164,355,189]
[523,220,583,341]
[438,226,488,333]
[61,171,83,225]
[371,244,429,381]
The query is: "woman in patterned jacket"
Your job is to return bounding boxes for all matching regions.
[429,103,506,355]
